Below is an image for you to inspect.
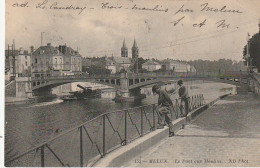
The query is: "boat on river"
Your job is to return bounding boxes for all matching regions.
[61,84,101,101]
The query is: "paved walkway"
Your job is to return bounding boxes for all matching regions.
[124,94,260,167]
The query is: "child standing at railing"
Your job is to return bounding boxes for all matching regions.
[177,80,189,117]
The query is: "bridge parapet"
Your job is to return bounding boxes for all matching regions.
[251,72,260,95]
[30,71,249,95]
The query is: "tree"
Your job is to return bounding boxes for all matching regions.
[243,32,260,72]
[131,57,146,73]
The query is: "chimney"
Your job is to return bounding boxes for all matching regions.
[59,45,62,53]
[47,43,51,47]
[62,45,67,54]
[30,46,34,54]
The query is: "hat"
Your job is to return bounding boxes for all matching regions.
[177,80,183,85]
[152,84,160,93]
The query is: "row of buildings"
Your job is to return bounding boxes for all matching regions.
[142,59,196,72]
[5,40,196,81]
[5,43,82,80]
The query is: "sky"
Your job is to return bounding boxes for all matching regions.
[5,0,260,61]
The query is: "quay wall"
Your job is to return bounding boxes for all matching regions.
[93,94,231,167]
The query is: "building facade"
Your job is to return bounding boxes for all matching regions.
[5,49,31,78]
[162,60,196,73]
[106,56,131,73]
[142,60,161,71]
[32,43,82,78]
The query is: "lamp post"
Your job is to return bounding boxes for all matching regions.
[246,33,252,92]
[246,33,251,73]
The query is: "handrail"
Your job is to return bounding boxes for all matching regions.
[4,94,204,166]
[5,102,165,164]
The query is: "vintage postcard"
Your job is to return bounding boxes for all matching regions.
[2,0,260,167]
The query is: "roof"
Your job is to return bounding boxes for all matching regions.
[33,45,60,56]
[122,40,127,49]
[106,58,116,66]
[112,57,132,64]
[162,60,187,65]
[33,45,81,58]
[143,60,160,65]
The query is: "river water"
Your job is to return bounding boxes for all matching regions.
[5,81,236,164]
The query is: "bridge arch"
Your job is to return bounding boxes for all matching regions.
[31,78,120,92]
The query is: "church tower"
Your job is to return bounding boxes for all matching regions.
[132,39,139,59]
[121,40,128,57]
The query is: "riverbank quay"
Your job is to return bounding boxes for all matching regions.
[114,94,260,167]
[93,93,231,167]
[5,97,30,105]
[5,82,238,167]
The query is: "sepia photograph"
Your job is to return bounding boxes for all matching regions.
[2,0,260,167]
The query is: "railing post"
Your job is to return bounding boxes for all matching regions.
[188,97,191,113]
[40,145,45,167]
[200,94,202,106]
[141,108,143,137]
[175,99,179,119]
[79,126,83,167]
[152,104,156,131]
[124,110,127,145]
[102,115,106,157]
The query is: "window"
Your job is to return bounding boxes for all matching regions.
[25,61,28,66]
[35,58,37,63]
[25,56,27,59]
[60,58,62,64]
[55,58,57,64]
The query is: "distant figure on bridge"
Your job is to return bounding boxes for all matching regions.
[152,84,175,137]
[177,80,189,117]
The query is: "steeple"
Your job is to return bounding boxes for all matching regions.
[123,39,126,48]
[132,39,139,59]
[121,39,128,57]
[132,39,138,48]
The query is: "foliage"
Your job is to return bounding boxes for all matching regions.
[186,59,246,72]
[131,57,146,72]
[243,33,260,72]
[84,65,111,75]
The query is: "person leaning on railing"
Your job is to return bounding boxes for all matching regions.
[152,84,175,137]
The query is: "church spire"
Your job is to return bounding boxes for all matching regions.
[132,39,138,48]
[121,39,128,57]
[132,39,139,59]
[123,39,126,48]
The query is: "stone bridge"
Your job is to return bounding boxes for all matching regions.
[28,71,249,98]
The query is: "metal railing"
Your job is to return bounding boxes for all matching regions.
[5,94,205,167]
